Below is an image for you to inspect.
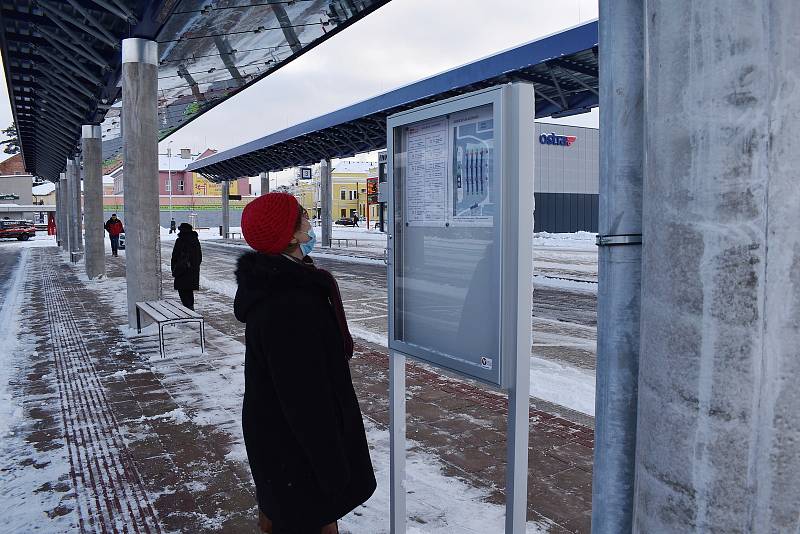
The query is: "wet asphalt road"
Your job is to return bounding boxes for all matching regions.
[168,240,598,371]
[0,242,22,311]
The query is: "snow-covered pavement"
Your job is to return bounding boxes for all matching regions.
[1,235,596,532]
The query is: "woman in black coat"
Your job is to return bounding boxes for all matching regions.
[170,222,202,310]
[234,193,375,534]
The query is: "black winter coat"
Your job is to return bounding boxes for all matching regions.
[234,252,376,531]
[171,230,202,291]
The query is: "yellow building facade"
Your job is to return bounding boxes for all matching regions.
[295,162,378,225]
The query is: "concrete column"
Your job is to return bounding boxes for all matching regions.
[320,159,332,247]
[72,158,84,257]
[66,159,82,262]
[635,3,800,532]
[82,125,104,279]
[591,1,644,532]
[221,180,230,238]
[56,179,65,249]
[260,171,269,195]
[122,38,161,326]
[59,172,69,252]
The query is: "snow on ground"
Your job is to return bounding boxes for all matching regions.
[347,419,551,534]
[72,265,554,533]
[0,248,28,436]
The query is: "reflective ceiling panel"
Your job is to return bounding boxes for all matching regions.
[0,0,391,181]
[100,0,389,169]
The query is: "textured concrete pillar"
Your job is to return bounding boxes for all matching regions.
[66,159,82,262]
[71,158,84,257]
[59,172,69,252]
[635,2,800,532]
[320,159,332,247]
[56,179,66,249]
[122,38,161,326]
[260,171,269,195]
[592,1,644,532]
[83,125,105,279]
[221,180,230,238]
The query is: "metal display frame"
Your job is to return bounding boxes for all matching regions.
[386,83,535,534]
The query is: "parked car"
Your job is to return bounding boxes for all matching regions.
[0,219,36,241]
[334,217,357,226]
[119,232,126,249]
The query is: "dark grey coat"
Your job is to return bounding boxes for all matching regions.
[170,230,202,291]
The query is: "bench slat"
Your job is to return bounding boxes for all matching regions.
[136,302,170,323]
[163,299,203,319]
[150,300,182,320]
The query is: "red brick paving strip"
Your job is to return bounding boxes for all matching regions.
[40,259,163,533]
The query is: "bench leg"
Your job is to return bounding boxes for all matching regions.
[159,324,165,359]
[199,321,205,353]
[136,307,141,334]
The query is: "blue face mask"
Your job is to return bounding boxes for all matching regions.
[300,227,316,256]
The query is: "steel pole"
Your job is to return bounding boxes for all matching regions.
[222,180,230,238]
[122,38,161,326]
[260,171,270,195]
[591,1,644,532]
[635,2,800,532]
[320,159,332,247]
[82,125,105,279]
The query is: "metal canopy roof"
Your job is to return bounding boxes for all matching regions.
[187,20,599,182]
[0,0,391,182]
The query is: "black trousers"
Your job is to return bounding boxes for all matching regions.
[177,289,194,310]
[109,235,119,253]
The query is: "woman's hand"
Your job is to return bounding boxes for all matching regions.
[258,510,273,533]
[320,521,339,534]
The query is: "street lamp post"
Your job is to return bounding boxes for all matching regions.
[167,141,173,221]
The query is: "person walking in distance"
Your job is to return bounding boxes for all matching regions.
[170,222,202,310]
[235,193,376,534]
[169,217,177,234]
[104,213,124,257]
[352,213,359,227]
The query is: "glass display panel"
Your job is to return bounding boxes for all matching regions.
[392,103,502,384]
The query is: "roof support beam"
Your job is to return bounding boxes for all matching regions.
[38,0,119,50]
[555,65,599,96]
[38,95,87,122]
[35,58,98,99]
[64,0,120,47]
[39,84,93,112]
[35,18,110,71]
[546,63,569,109]
[86,0,137,24]
[36,43,103,86]
[267,0,303,54]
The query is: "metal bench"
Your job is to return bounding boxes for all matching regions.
[331,238,358,247]
[226,231,242,239]
[135,299,205,358]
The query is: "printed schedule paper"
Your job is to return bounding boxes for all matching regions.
[405,118,447,226]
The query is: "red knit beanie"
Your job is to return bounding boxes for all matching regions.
[241,193,300,254]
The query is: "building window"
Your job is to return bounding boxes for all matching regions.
[178,180,184,192]
[340,190,346,200]
[165,179,171,192]
[341,209,347,217]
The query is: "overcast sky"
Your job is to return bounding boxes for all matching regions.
[0,0,599,179]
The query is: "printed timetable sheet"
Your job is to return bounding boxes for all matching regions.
[405,118,448,226]
[403,105,495,227]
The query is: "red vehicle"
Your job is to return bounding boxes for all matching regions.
[0,219,36,241]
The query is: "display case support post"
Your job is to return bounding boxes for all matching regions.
[504,82,535,534]
[389,351,406,534]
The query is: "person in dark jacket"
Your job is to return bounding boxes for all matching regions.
[170,222,202,310]
[104,214,124,256]
[235,193,375,534]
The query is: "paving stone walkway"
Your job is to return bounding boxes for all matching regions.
[8,246,593,533]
